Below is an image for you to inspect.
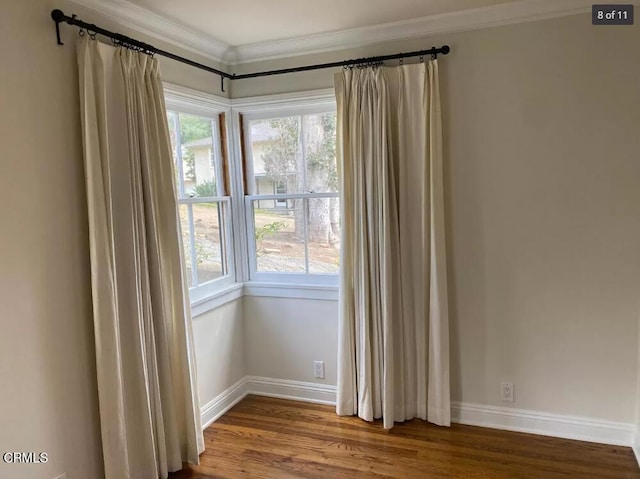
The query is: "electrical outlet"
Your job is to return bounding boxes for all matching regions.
[313,360,325,379]
[501,382,514,402]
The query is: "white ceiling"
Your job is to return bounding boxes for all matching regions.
[71,0,598,64]
[126,0,516,46]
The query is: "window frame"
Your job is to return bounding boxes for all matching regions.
[240,105,339,286]
[164,84,239,306]
[163,85,340,309]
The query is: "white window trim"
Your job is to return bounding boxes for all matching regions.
[164,84,340,315]
[179,196,236,301]
[231,88,335,113]
[245,193,339,286]
[238,95,338,288]
[243,282,338,301]
[164,82,232,116]
[191,283,245,317]
[165,83,241,312]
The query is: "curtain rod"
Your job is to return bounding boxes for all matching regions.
[51,9,450,92]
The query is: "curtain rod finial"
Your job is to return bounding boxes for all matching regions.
[51,9,65,22]
[441,45,450,55]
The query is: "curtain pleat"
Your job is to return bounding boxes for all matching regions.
[335,62,450,429]
[77,38,204,479]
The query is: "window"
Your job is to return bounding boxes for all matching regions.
[167,110,235,302]
[275,182,287,208]
[243,110,339,284]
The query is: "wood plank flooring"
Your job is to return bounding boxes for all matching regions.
[170,395,640,478]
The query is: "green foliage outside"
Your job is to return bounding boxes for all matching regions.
[255,221,287,255]
[180,115,212,144]
[167,113,214,182]
[261,117,300,189]
[193,180,217,198]
[261,113,337,192]
[194,241,212,265]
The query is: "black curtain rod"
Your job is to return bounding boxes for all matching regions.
[51,9,450,92]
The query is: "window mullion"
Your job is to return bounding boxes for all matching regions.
[245,198,257,280]
[211,116,224,196]
[218,201,228,276]
[245,192,337,201]
[173,113,186,198]
[230,111,251,283]
[187,203,198,287]
[300,114,308,193]
[303,198,310,275]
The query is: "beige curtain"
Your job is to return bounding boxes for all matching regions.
[335,62,450,429]
[77,38,204,478]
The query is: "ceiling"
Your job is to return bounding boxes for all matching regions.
[125,0,517,46]
[71,0,598,64]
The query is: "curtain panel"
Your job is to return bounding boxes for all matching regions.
[77,38,204,479]
[335,62,450,429]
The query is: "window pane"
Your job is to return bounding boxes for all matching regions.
[193,202,225,283]
[254,199,305,273]
[248,116,304,194]
[247,113,336,196]
[307,197,340,274]
[167,111,218,199]
[180,113,217,198]
[178,202,226,287]
[304,112,337,193]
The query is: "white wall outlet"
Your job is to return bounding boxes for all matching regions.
[313,360,325,379]
[501,382,514,402]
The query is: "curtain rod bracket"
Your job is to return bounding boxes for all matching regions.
[51,9,64,45]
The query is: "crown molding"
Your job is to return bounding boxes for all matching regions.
[66,0,615,67]
[231,88,335,113]
[228,0,596,64]
[68,0,230,63]
[163,82,232,114]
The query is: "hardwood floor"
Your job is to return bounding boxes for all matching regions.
[170,395,640,478]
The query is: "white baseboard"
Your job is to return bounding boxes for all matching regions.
[200,377,249,429]
[200,377,635,451]
[452,401,635,447]
[199,376,336,430]
[633,435,640,467]
[244,376,338,405]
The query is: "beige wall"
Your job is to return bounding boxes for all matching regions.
[58,1,228,98]
[193,299,246,407]
[244,297,339,385]
[636,313,640,449]
[237,14,640,423]
[0,2,228,478]
[2,4,639,479]
[0,2,101,478]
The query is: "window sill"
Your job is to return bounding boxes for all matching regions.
[243,282,339,301]
[191,283,245,318]
[190,281,339,318]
